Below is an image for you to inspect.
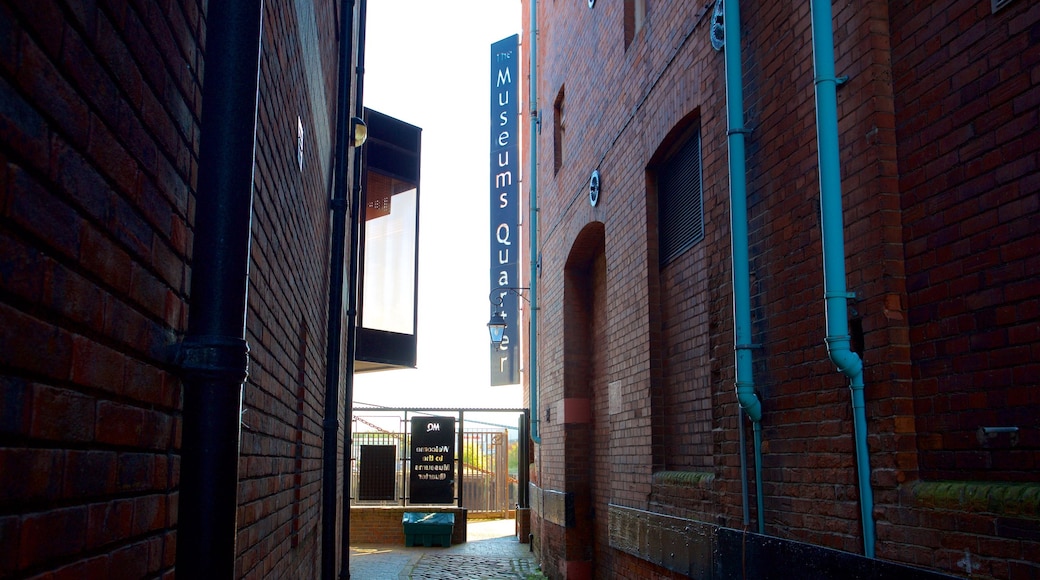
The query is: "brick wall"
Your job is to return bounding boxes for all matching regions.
[891,0,1039,484]
[736,0,915,552]
[349,507,468,546]
[1,0,351,577]
[0,0,200,576]
[883,1,1040,574]
[235,0,342,576]
[525,0,1038,578]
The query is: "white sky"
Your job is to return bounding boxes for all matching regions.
[353,0,524,411]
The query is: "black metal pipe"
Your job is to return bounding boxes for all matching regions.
[339,1,367,577]
[176,0,264,577]
[458,411,466,509]
[321,0,358,577]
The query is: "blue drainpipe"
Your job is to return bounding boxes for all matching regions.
[723,0,765,535]
[809,0,876,558]
[528,0,541,445]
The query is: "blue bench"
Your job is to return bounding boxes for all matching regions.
[402,512,455,547]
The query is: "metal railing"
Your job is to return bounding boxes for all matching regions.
[348,407,528,514]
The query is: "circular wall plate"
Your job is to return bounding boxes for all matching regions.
[589,170,601,207]
[710,0,725,51]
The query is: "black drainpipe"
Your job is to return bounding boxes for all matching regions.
[321,0,358,577]
[339,1,367,578]
[175,1,264,577]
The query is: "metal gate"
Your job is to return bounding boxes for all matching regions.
[460,429,511,515]
[349,407,527,516]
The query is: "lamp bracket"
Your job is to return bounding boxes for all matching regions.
[489,287,531,306]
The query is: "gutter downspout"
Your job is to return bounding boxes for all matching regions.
[339,0,367,577]
[175,1,263,576]
[808,0,876,558]
[528,0,541,447]
[723,0,765,535]
[322,0,358,578]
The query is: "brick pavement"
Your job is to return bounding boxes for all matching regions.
[348,519,544,579]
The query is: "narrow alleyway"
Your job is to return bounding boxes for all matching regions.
[349,519,544,579]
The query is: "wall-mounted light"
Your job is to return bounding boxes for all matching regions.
[487,311,508,347]
[487,287,529,348]
[351,116,368,147]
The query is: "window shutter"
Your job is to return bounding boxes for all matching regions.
[658,130,704,265]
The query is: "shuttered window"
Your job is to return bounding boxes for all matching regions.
[658,127,704,266]
[553,88,565,174]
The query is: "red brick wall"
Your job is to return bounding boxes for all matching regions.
[349,507,467,546]
[1,1,350,577]
[235,0,343,576]
[613,550,685,580]
[525,0,1038,578]
[739,0,904,553]
[891,0,1039,484]
[0,0,200,576]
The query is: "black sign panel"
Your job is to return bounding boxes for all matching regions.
[358,445,397,501]
[409,416,455,504]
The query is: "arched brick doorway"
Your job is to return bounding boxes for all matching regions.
[561,222,607,578]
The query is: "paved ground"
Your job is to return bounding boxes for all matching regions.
[348,519,544,579]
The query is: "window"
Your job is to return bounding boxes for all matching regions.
[362,171,417,335]
[624,0,645,49]
[553,87,565,174]
[356,108,422,372]
[649,119,711,475]
[657,125,704,266]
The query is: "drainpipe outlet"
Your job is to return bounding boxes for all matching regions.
[736,381,762,423]
[825,335,863,383]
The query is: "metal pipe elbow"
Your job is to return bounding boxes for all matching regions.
[736,381,762,423]
[825,336,863,387]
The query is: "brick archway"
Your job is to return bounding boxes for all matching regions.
[560,222,607,578]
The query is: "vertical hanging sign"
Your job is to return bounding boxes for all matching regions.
[490,34,521,386]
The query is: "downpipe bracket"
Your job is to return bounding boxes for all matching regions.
[813,75,850,87]
[178,336,250,384]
